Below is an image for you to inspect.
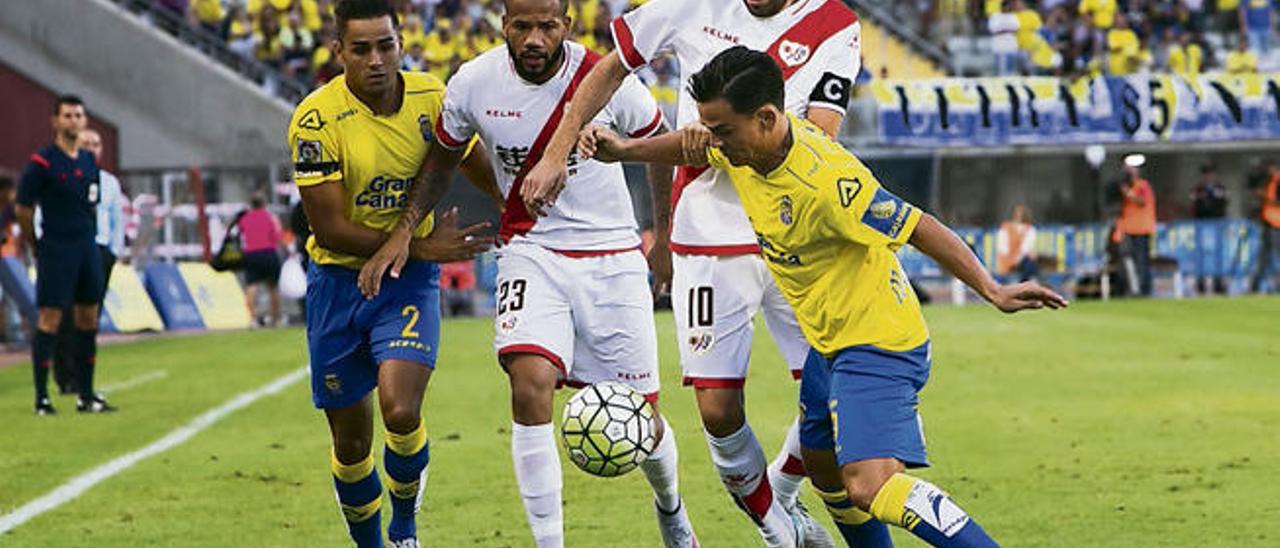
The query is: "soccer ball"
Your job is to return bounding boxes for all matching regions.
[560,382,658,477]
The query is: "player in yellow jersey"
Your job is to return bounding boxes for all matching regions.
[287,1,496,546]
[581,46,1068,548]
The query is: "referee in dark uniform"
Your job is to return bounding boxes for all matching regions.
[16,95,115,415]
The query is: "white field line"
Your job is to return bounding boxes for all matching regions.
[0,366,308,536]
[98,370,170,393]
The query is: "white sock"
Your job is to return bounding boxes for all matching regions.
[641,417,682,513]
[768,418,807,509]
[706,423,795,546]
[512,422,563,548]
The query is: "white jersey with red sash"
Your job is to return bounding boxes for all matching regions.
[435,41,664,252]
[612,0,862,254]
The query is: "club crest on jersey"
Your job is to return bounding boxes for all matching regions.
[778,40,811,68]
[688,328,714,355]
[780,195,794,225]
[499,315,519,333]
[297,139,323,163]
[871,199,897,220]
[419,114,434,143]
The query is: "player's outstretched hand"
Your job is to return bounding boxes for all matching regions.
[521,158,567,218]
[577,124,626,163]
[359,227,413,300]
[419,206,493,263]
[990,281,1069,313]
[679,123,712,167]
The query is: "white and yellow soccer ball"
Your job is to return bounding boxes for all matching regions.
[560,382,658,477]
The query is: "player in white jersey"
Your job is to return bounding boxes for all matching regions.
[358,1,695,547]
[520,1,867,547]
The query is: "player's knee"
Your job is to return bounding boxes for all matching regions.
[801,447,845,493]
[332,437,373,464]
[36,308,62,333]
[695,401,745,438]
[381,403,421,434]
[72,305,99,331]
[842,460,902,510]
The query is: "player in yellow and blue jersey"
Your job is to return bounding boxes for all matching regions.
[288,1,495,546]
[581,46,1068,548]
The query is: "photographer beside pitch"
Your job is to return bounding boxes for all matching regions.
[580,46,1067,548]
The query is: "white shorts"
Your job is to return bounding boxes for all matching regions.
[671,253,809,388]
[493,241,661,399]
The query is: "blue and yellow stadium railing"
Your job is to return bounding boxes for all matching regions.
[898,219,1273,299]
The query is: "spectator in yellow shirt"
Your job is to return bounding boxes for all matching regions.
[192,0,226,38]
[402,13,428,51]
[1164,30,1203,79]
[1081,0,1118,58]
[1080,0,1118,29]
[1226,40,1260,73]
[1107,15,1145,75]
[468,18,503,56]
[568,0,600,33]
[298,0,324,32]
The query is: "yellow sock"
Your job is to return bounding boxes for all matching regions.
[331,451,382,523]
[869,473,920,529]
[816,487,875,525]
[385,419,427,456]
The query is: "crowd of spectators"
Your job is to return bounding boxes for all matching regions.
[156,0,666,92]
[925,0,1274,77]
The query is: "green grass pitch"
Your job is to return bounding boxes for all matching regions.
[1,297,1277,547]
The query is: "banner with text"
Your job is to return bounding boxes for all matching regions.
[872,73,1280,147]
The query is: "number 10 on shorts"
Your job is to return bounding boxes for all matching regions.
[687,286,713,328]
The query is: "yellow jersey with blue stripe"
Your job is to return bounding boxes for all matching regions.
[707,113,929,354]
[287,71,442,269]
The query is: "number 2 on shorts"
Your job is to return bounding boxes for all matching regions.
[401,305,421,339]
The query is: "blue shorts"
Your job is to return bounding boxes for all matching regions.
[36,236,104,309]
[799,342,932,468]
[306,260,441,409]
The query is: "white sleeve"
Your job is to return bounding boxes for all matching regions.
[434,72,476,150]
[806,21,862,115]
[610,0,684,72]
[602,74,665,139]
[1022,226,1037,257]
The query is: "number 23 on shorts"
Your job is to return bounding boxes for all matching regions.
[497,279,527,315]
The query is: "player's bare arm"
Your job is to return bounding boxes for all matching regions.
[14,205,36,255]
[357,142,492,298]
[644,125,675,295]
[908,213,1069,313]
[805,106,844,138]
[521,50,630,217]
[578,124,698,167]
[458,141,505,211]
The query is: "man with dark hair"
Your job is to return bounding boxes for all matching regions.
[358,0,695,545]
[519,2,864,545]
[581,45,1067,548]
[17,94,115,415]
[288,0,495,546]
[1190,164,1227,294]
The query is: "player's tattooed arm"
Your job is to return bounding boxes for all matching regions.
[577,124,699,166]
[908,213,1069,313]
